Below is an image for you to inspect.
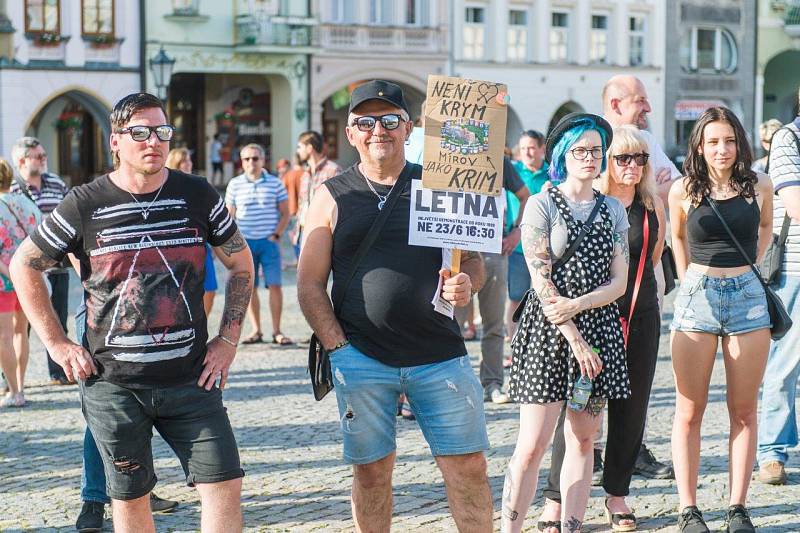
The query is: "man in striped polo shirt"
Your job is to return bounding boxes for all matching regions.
[10,136,70,385]
[225,143,292,345]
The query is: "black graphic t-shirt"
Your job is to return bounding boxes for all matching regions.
[30,170,238,387]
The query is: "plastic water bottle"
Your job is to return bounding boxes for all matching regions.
[567,347,599,411]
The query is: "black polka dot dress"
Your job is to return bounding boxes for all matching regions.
[509,187,630,404]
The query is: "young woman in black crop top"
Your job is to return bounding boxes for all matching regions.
[668,107,774,533]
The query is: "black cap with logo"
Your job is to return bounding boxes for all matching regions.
[348,80,409,115]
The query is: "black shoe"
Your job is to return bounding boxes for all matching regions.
[592,448,604,486]
[634,444,674,479]
[678,506,710,533]
[75,501,105,532]
[726,505,755,533]
[150,492,179,513]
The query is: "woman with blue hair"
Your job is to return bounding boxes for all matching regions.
[502,113,631,533]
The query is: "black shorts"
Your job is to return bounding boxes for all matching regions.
[80,379,244,500]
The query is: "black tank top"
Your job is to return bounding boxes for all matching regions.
[325,163,466,367]
[618,196,658,318]
[687,195,759,267]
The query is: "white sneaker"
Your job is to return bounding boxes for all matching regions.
[490,388,510,404]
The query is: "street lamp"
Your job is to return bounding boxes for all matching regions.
[149,46,176,101]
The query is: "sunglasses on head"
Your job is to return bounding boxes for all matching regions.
[351,114,403,132]
[612,153,650,167]
[116,125,175,142]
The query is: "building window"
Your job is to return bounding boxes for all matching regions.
[589,14,608,63]
[370,0,393,24]
[25,0,60,34]
[463,7,485,60]
[681,26,737,74]
[507,9,527,62]
[629,15,646,66]
[172,0,199,16]
[82,0,114,37]
[406,0,430,26]
[332,0,357,23]
[550,11,569,62]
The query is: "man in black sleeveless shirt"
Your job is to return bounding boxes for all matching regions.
[298,80,493,531]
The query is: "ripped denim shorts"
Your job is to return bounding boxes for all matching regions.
[670,267,771,336]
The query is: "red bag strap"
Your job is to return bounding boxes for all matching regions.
[627,206,649,325]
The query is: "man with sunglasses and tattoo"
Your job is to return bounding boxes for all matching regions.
[10,92,253,533]
[225,143,292,346]
[298,80,493,532]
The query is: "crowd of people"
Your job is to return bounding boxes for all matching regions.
[0,75,798,533]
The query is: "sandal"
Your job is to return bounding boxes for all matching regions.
[400,401,415,420]
[463,325,477,341]
[605,497,637,532]
[272,333,294,346]
[241,333,263,344]
[536,521,561,533]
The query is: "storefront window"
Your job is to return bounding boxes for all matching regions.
[25,0,60,34]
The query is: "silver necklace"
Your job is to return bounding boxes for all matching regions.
[127,180,166,220]
[363,174,397,210]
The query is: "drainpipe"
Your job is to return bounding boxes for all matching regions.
[139,0,146,91]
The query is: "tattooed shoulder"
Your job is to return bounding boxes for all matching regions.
[218,229,247,257]
[18,238,58,271]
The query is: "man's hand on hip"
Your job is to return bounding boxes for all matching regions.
[200,337,237,391]
[440,270,472,307]
[51,340,97,382]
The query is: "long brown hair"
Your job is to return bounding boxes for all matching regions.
[682,106,756,204]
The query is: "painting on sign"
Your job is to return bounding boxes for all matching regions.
[422,75,508,196]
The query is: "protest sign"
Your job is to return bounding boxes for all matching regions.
[408,179,504,254]
[422,75,509,196]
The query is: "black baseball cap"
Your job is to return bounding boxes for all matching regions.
[545,112,613,163]
[348,80,409,115]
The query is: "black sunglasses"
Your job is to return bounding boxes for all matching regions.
[116,125,175,142]
[613,153,650,167]
[351,114,403,132]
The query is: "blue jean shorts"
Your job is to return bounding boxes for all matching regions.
[203,244,218,292]
[508,252,531,302]
[247,238,281,287]
[670,268,771,336]
[328,344,489,464]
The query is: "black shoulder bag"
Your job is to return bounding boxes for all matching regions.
[707,198,792,341]
[512,193,606,322]
[309,169,410,401]
[759,126,800,285]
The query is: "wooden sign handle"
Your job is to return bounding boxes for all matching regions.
[450,249,461,274]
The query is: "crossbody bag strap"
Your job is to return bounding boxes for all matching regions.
[627,207,649,324]
[331,165,411,314]
[14,175,36,204]
[706,197,769,291]
[778,212,791,247]
[553,193,606,271]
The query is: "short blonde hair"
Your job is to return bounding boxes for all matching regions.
[0,158,13,191]
[599,125,657,211]
[166,147,191,170]
[759,119,783,144]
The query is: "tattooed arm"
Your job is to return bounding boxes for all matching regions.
[203,228,255,390]
[10,238,97,381]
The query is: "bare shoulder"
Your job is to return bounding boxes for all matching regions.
[755,171,773,193]
[307,183,337,230]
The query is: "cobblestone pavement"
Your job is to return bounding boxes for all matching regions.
[1,267,799,532]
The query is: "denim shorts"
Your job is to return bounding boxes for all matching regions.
[79,379,244,500]
[507,252,531,302]
[203,244,218,292]
[328,344,489,464]
[669,268,771,336]
[247,238,282,287]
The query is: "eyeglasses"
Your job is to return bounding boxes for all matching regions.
[351,114,403,132]
[26,153,47,161]
[568,147,604,160]
[242,156,260,162]
[613,153,650,167]
[115,125,175,142]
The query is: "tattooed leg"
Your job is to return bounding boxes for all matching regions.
[502,464,519,523]
[565,516,582,532]
[586,397,606,418]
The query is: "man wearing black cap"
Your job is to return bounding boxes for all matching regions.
[298,80,493,530]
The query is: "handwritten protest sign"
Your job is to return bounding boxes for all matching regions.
[422,75,509,196]
[408,180,504,254]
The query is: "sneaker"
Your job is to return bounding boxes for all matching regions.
[758,460,787,485]
[592,448,604,486]
[150,492,179,513]
[678,506,710,533]
[725,505,755,533]
[485,387,510,404]
[75,501,105,532]
[633,444,674,479]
